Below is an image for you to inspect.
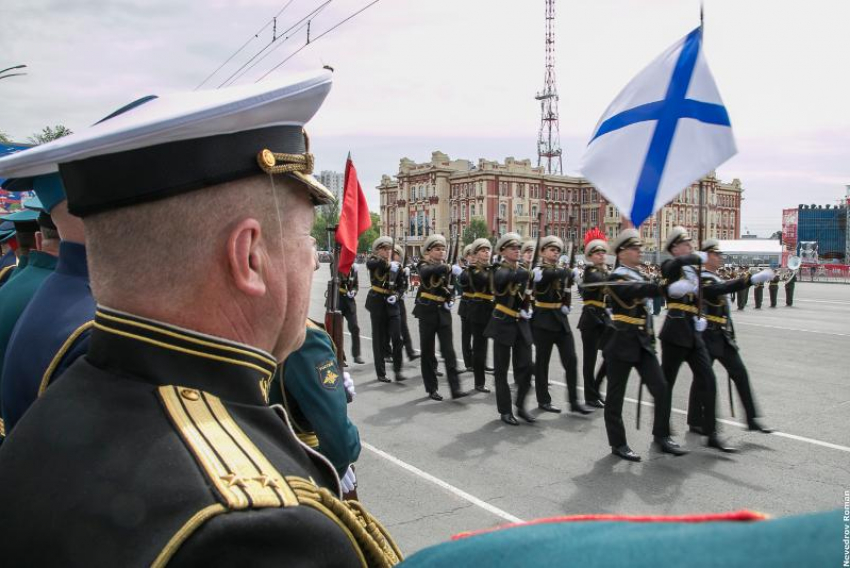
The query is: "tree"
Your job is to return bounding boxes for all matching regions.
[358,212,381,253]
[311,208,338,251]
[0,130,10,143]
[462,217,492,246]
[28,125,73,145]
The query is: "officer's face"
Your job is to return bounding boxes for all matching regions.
[590,250,606,266]
[430,245,446,261]
[671,240,693,256]
[706,251,723,271]
[377,246,391,260]
[476,248,491,263]
[618,244,641,266]
[542,246,560,263]
[502,244,520,262]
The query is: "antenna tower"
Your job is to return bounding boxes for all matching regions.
[536,0,563,175]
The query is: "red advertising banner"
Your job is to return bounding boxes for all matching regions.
[781,208,798,253]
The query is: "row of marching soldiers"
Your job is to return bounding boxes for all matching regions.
[345,225,775,462]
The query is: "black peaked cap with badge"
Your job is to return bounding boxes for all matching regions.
[0,71,401,568]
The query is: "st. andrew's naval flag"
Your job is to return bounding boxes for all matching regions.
[581,27,736,227]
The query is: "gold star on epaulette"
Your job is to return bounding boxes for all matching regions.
[254,474,282,489]
[220,473,248,487]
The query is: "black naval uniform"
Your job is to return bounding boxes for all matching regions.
[412,261,464,398]
[784,271,797,306]
[768,273,780,307]
[461,262,493,390]
[338,267,362,362]
[688,271,766,430]
[0,307,400,567]
[660,255,719,439]
[458,268,475,370]
[531,262,579,409]
[396,267,419,360]
[365,255,404,380]
[753,280,764,309]
[578,264,610,405]
[603,266,673,449]
[484,261,533,418]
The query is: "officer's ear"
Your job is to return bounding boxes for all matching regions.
[227,218,266,297]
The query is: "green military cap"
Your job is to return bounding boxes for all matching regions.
[3,172,66,213]
[612,228,642,253]
[495,232,522,251]
[422,234,446,252]
[539,235,564,252]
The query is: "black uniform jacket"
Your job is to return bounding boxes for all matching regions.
[0,307,399,568]
[531,263,570,333]
[659,254,704,348]
[484,262,532,346]
[365,255,399,316]
[461,263,494,325]
[458,265,473,319]
[338,268,358,315]
[603,266,664,364]
[701,271,751,358]
[578,265,610,332]
[413,261,452,327]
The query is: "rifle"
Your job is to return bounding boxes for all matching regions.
[446,231,461,296]
[521,213,544,310]
[324,226,350,403]
[387,225,398,292]
[562,240,577,309]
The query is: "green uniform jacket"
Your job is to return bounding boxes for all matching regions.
[0,250,57,435]
[271,323,361,477]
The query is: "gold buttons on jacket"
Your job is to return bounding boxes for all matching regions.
[180,388,200,401]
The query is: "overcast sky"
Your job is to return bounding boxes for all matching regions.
[2,0,848,235]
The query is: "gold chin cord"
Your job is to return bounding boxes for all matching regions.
[286,476,404,567]
[257,129,315,176]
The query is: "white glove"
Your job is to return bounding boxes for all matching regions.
[442,301,454,311]
[605,308,614,318]
[340,466,357,494]
[560,305,571,315]
[403,266,410,277]
[350,263,359,273]
[389,261,400,273]
[668,279,697,298]
[386,294,397,305]
[451,264,463,276]
[520,308,533,320]
[571,268,580,280]
[696,251,709,263]
[751,269,774,285]
[343,371,355,401]
[346,290,356,298]
[692,316,707,332]
[532,267,544,282]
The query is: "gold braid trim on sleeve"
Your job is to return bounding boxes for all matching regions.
[286,476,404,567]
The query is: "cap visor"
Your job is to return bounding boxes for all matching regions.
[288,171,335,205]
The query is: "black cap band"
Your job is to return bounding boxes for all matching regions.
[60,125,305,217]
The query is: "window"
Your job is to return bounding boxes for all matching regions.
[547,188,551,200]
[531,205,538,218]
[500,203,507,218]
[461,205,467,221]
[515,203,524,216]
[471,204,476,217]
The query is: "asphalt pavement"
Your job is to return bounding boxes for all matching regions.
[308,269,850,556]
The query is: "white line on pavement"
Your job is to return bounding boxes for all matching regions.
[362,442,524,524]
[732,321,850,337]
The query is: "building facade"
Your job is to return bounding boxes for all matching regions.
[378,151,743,254]
[317,170,345,203]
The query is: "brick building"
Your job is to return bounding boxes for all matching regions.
[378,151,743,254]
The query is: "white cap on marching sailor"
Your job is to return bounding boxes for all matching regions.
[585,239,609,256]
[0,71,335,217]
[521,240,535,255]
[495,232,522,252]
[471,237,492,253]
[700,238,722,253]
[664,226,692,252]
[372,236,393,251]
[462,244,474,258]
[539,235,564,252]
[612,228,642,254]
[393,244,404,257]
[422,234,447,252]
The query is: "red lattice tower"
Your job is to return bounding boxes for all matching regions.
[536,0,563,175]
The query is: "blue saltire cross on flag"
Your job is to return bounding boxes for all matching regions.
[581,27,736,227]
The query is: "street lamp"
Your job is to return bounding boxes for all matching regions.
[0,64,27,81]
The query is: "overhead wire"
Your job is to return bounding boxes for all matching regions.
[195,0,297,90]
[220,0,333,88]
[256,0,383,82]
